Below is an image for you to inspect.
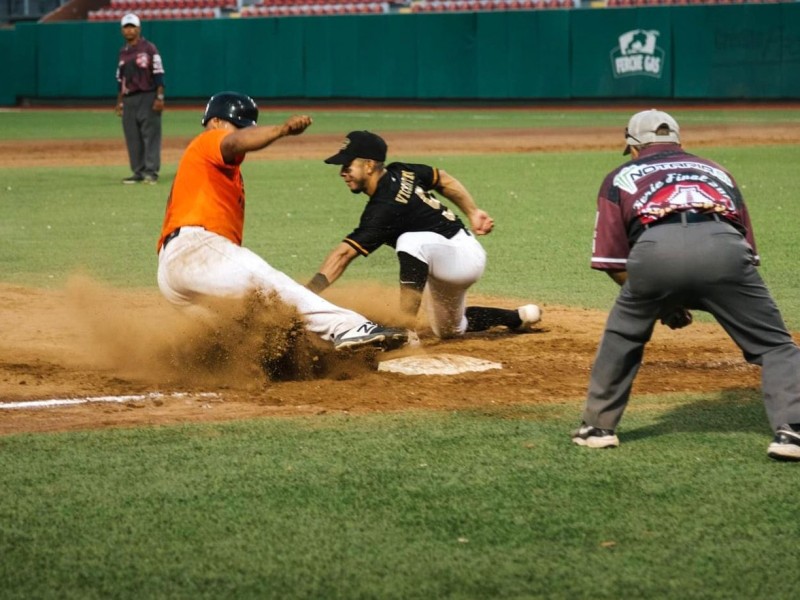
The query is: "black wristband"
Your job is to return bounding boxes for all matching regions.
[307,272,330,294]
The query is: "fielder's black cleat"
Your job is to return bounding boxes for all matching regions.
[571,423,620,449]
[767,424,800,461]
[333,322,408,352]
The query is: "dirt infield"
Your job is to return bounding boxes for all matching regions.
[0,281,765,435]
[3,122,800,167]
[4,119,799,435]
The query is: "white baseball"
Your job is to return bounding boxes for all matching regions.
[518,304,542,327]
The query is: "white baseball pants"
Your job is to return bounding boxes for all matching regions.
[396,229,487,338]
[157,227,365,341]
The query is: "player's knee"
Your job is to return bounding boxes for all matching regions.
[398,251,429,292]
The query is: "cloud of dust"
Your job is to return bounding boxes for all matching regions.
[65,276,381,389]
[321,280,428,331]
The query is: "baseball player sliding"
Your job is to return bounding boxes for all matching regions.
[307,130,541,340]
[156,94,408,352]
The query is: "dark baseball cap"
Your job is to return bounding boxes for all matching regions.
[324,131,387,165]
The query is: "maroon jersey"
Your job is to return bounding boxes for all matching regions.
[116,38,165,95]
[591,145,759,272]
[344,162,466,256]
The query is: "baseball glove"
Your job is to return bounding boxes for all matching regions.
[660,308,693,330]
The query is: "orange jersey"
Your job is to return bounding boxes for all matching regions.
[157,128,246,251]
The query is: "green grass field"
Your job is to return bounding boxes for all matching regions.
[2,104,799,139]
[1,107,799,599]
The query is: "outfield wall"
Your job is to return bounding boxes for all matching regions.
[1,4,799,105]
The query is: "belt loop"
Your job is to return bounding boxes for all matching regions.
[712,213,720,222]
[680,212,689,227]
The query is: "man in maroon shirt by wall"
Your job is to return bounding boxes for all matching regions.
[572,109,800,461]
[115,13,165,184]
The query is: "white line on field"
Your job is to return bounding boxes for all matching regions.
[0,392,220,410]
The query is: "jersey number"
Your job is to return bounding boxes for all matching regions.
[416,187,456,221]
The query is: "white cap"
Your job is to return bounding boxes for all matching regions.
[121,13,141,27]
[623,109,680,155]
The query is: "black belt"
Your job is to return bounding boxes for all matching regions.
[123,89,155,98]
[162,227,180,250]
[646,212,721,228]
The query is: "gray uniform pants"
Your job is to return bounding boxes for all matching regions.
[121,90,161,179]
[583,219,800,432]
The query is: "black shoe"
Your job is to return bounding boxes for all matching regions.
[767,424,800,461]
[333,322,408,351]
[571,423,619,448]
[122,175,143,184]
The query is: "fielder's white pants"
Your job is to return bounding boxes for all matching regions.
[396,229,486,338]
[157,227,365,341]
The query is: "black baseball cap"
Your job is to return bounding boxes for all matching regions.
[324,131,387,165]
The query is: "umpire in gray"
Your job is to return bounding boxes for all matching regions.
[572,109,800,461]
[115,13,165,184]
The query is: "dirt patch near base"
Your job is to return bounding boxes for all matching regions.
[4,122,800,167]
[0,281,766,435]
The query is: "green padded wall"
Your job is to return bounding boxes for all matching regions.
[1,6,799,106]
[11,23,38,99]
[571,6,672,98]
[358,15,420,98]
[36,21,120,98]
[476,11,570,99]
[0,29,16,105]
[782,3,800,97]
[673,4,800,98]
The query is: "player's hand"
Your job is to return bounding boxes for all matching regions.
[153,97,165,114]
[114,102,123,117]
[283,115,312,136]
[660,308,693,330]
[470,209,494,235]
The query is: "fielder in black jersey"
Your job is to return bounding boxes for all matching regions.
[307,130,542,340]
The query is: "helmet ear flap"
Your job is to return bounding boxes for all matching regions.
[202,92,258,128]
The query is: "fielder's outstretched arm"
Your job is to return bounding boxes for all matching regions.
[307,242,359,294]
[436,170,494,235]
